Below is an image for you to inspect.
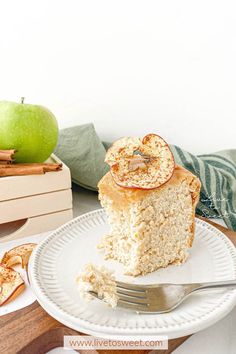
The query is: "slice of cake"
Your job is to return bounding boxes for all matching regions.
[98,134,201,276]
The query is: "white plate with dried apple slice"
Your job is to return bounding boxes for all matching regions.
[28,209,236,339]
[0,242,37,315]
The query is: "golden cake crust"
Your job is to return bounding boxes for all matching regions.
[98,165,201,212]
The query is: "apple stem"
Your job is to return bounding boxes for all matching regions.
[21,97,25,104]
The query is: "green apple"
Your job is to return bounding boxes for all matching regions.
[0,99,59,163]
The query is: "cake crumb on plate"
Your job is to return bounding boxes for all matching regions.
[76,263,118,308]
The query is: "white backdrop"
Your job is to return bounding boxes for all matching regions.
[0,0,236,153]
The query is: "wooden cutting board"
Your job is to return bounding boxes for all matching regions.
[0,217,235,354]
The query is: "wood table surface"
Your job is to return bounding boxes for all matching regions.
[0,217,235,354]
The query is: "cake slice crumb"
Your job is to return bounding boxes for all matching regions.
[76,263,118,308]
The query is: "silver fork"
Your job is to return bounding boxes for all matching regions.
[90,280,236,313]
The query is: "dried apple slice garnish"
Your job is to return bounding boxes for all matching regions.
[0,264,25,306]
[1,243,37,269]
[106,134,175,189]
[105,136,141,166]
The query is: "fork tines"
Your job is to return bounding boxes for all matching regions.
[116,281,149,311]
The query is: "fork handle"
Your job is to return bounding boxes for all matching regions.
[193,280,236,292]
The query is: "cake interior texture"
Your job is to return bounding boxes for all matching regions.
[98,165,201,276]
[76,263,118,308]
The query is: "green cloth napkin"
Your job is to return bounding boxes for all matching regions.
[55,124,109,190]
[55,124,236,231]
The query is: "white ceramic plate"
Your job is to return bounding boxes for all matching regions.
[29,209,236,339]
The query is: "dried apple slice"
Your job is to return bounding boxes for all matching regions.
[0,264,25,306]
[1,243,37,269]
[107,133,175,189]
[105,136,141,166]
